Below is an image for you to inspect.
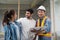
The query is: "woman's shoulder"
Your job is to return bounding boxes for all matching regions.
[4,24,7,28]
[14,20,22,27]
[4,24,9,31]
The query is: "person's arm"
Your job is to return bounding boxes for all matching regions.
[15,21,22,40]
[33,18,51,35]
[17,18,23,23]
[4,25,11,40]
[16,18,23,40]
[33,21,38,40]
[40,18,51,34]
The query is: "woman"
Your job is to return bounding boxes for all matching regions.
[2,10,22,40]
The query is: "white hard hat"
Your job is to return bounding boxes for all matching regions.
[37,5,46,11]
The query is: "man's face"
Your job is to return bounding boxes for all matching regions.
[25,11,32,18]
[37,10,45,18]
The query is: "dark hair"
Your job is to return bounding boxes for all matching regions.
[2,9,15,26]
[26,9,34,14]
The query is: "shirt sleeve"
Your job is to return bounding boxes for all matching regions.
[17,18,23,23]
[4,25,11,40]
[43,18,51,33]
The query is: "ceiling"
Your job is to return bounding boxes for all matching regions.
[0,0,18,4]
[0,0,45,10]
[0,0,43,4]
[0,0,50,18]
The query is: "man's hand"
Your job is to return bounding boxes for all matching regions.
[37,30,47,34]
[31,29,37,32]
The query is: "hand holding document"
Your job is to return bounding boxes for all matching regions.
[29,27,43,40]
[30,27,43,33]
[29,27,44,40]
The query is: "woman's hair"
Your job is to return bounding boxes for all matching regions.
[2,9,15,26]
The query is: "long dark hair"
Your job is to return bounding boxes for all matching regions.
[2,9,15,26]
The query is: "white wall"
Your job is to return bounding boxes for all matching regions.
[54,0,60,40]
[54,0,60,35]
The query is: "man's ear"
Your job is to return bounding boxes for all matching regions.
[32,14,33,15]
[45,11,46,13]
[11,15,13,18]
[31,14,33,16]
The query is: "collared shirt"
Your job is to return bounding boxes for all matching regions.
[17,17,36,40]
[36,17,51,33]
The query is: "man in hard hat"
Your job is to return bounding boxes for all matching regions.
[34,5,51,40]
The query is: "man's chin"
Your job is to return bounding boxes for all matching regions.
[26,17,30,19]
[27,17,30,18]
[39,16,42,18]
